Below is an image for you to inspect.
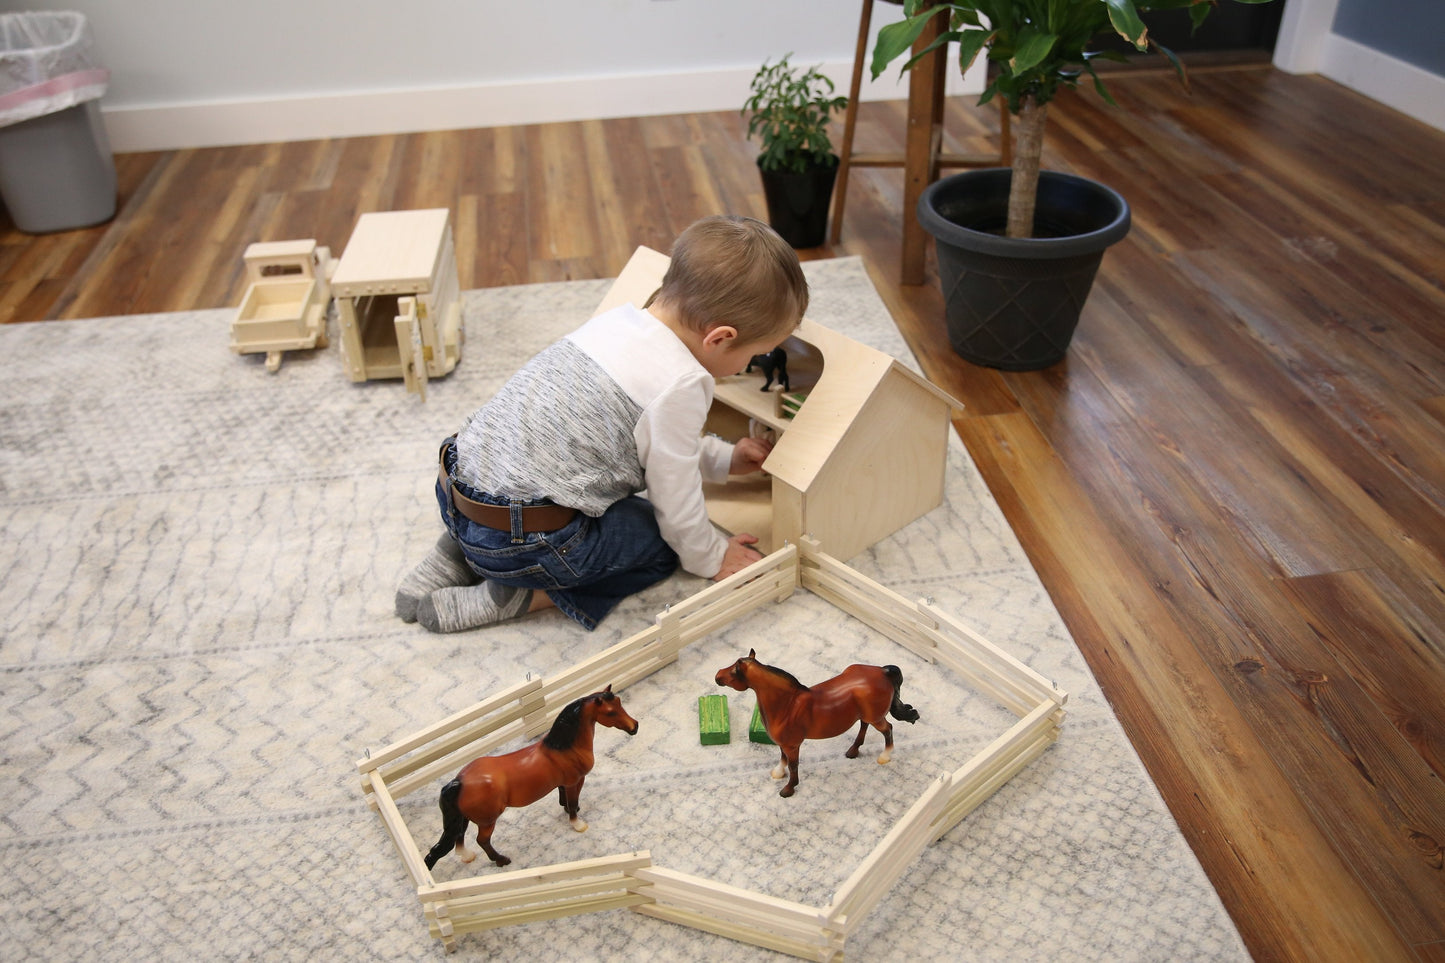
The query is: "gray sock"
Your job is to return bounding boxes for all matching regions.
[395,535,477,622]
[417,582,534,633]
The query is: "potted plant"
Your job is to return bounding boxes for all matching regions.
[743,54,849,249]
[871,0,1274,370]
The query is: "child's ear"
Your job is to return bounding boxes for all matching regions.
[702,324,739,349]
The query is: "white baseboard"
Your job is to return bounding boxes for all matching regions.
[102,61,984,153]
[1319,34,1445,133]
[1272,0,1340,75]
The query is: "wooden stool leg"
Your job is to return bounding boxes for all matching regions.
[901,9,948,285]
[829,0,875,246]
[928,29,948,185]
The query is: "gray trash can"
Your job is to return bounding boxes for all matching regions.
[0,11,116,233]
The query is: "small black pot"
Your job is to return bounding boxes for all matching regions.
[917,168,1131,370]
[758,155,839,249]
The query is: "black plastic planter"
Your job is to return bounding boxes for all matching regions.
[917,168,1131,371]
[759,155,838,250]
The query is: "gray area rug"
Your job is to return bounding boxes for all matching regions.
[0,257,1247,961]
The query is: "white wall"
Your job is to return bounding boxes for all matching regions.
[17,0,984,151]
[1275,0,1445,131]
[34,0,1439,150]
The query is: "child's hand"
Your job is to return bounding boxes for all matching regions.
[714,533,764,580]
[730,436,773,475]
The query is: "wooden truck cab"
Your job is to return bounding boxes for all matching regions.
[230,239,333,372]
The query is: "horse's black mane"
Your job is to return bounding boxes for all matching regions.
[751,657,807,691]
[543,690,612,750]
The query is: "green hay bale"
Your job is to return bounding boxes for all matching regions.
[749,703,774,744]
[698,694,730,745]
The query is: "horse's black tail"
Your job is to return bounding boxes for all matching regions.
[883,665,920,724]
[424,778,467,870]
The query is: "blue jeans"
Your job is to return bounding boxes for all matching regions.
[436,446,678,630]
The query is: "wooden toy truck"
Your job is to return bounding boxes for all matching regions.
[229,239,333,372]
[330,208,463,401]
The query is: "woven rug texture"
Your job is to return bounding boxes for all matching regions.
[0,256,1246,961]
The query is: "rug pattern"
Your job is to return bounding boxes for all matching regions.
[0,258,1246,960]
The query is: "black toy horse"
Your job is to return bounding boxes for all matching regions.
[746,347,789,392]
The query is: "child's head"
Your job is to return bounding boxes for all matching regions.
[647,215,808,345]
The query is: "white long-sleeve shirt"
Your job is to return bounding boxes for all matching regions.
[454,303,733,577]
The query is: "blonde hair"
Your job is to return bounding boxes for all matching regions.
[646,215,808,342]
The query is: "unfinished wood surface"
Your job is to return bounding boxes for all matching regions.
[630,865,832,943]
[9,65,1445,963]
[420,851,655,947]
[802,374,950,555]
[366,769,434,888]
[330,208,450,295]
[828,774,952,933]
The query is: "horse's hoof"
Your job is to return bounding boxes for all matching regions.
[845,747,860,759]
[770,765,787,780]
[779,786,795,798]
[458,849,476,864]
[570,817,588,833]
[492,855,511,867]
[877,751,892,765]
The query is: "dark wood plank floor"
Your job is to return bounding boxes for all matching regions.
[4,66,1443,962]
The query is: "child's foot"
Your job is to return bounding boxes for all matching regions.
[417,582,534,633]
[395,535,477,622]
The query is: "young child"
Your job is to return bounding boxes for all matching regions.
[396,215,809,633]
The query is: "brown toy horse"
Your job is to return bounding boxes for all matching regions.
[424,686,638,869]
[715,650,919,797]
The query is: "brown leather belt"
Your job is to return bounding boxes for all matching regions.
[439,443,578,533]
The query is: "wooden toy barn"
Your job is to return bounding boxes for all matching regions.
[599,246,963,562]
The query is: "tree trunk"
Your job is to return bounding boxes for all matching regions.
[1006,94,1049,239]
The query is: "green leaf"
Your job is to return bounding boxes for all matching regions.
[907,29,967,71]
[1084,60,1120,108]
[951,7,983,29]
[1083,49,1132,64]
[1010,28,1059,75]
[871,11,935,80]
[1153,41,1188,89]
[954,28,992,77]
[1103,0,1149,50]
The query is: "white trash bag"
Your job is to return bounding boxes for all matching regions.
[0,11,109,129]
